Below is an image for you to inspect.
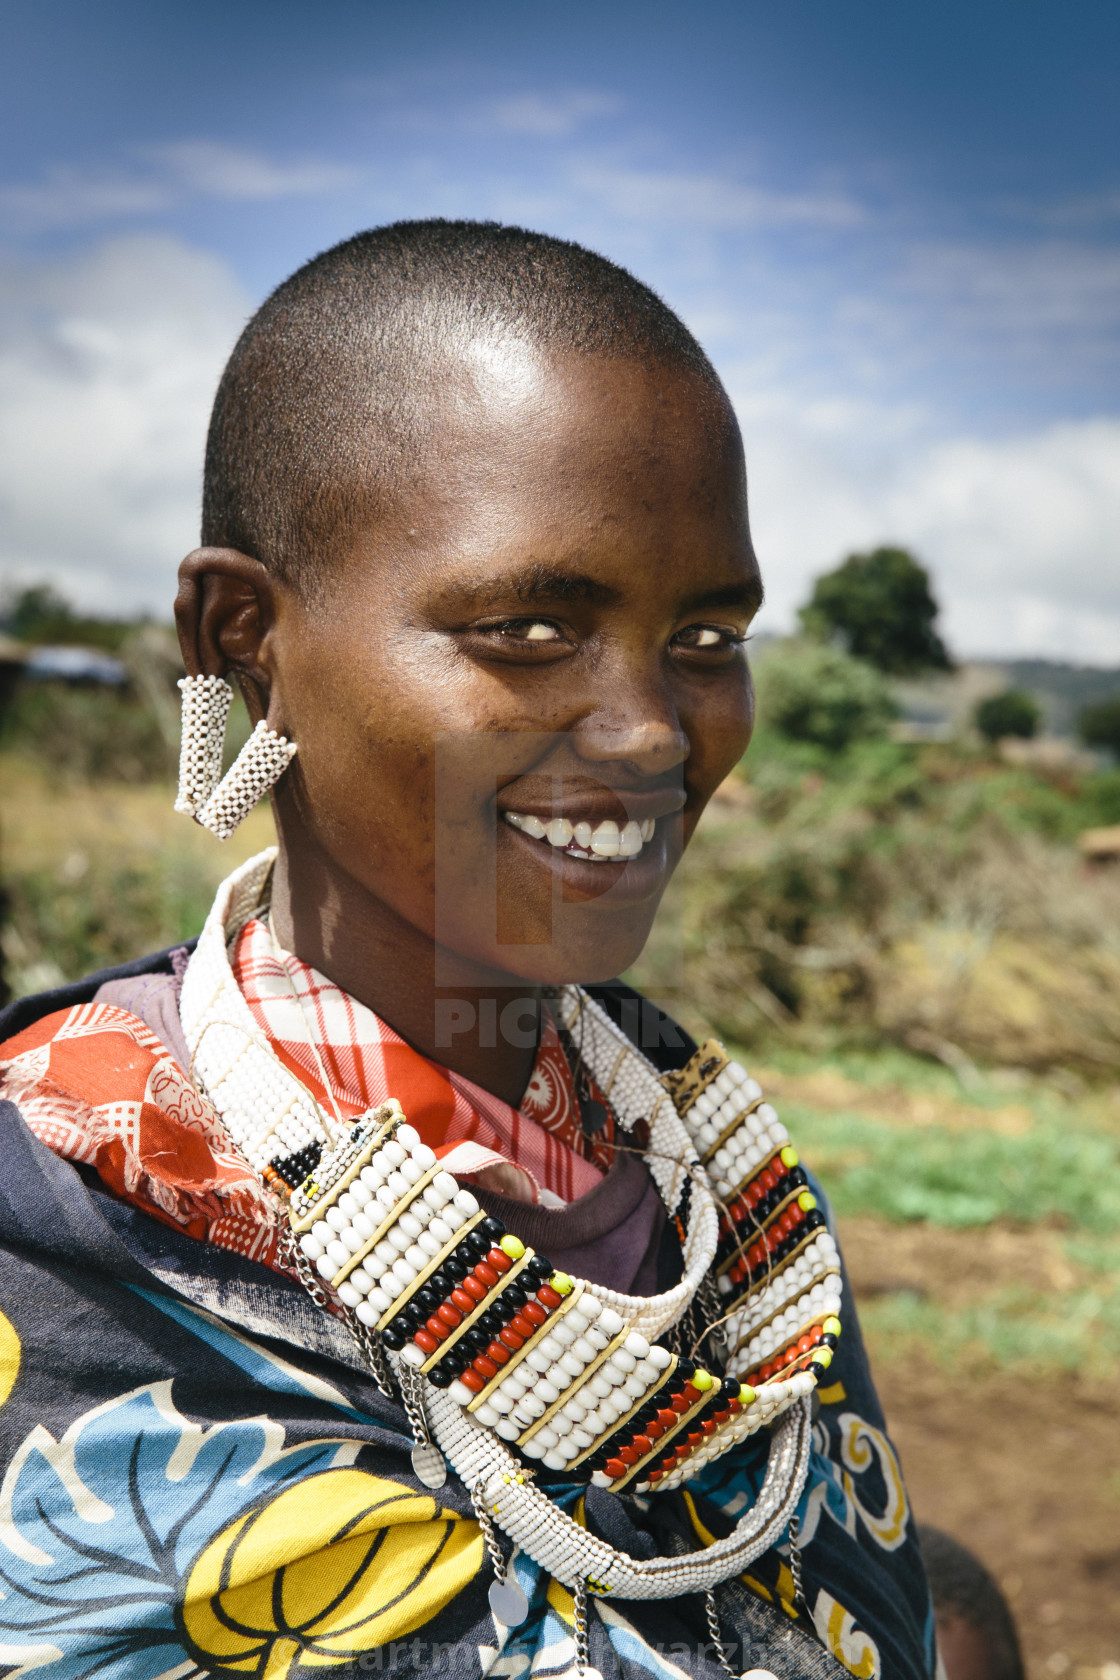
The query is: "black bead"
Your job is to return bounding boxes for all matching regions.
[443,1255,468,1282]
[414,1286,441,1315]
[821,1333,839,1349]
[478,1217,505,1242]
[527,1255,553,1279]
[464,1232,491,1257]
[501,1285,528,1311]
[380,1325,406,1351]
[427,1364,453,1388]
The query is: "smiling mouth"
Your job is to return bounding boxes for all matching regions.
[502,811,657,862]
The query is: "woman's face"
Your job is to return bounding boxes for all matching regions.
[266,345,762,984]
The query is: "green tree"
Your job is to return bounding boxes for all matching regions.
[974,690,1041,743]
[1078,694,1120,759]
[755,640,897,753]
[799,546,952,676]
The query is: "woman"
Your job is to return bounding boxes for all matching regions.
[0,221,935,1680]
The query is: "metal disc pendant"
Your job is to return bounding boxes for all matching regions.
[410,1441,447,1488]
[489,1577,529,1627]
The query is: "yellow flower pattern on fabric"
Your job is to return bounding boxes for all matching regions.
[0,1310,20,1408]
[812,1588,881,1678]
[836,1414,909,1551]
[180,1467,484,1673]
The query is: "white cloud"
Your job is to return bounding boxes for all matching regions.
[739,395,1120,663]
[484,91,620,137]
[0,143,355,232]
[572,165,866,231]
[0,235,248,614]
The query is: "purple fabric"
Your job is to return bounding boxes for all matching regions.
[93,960,190,1074]
[473,1147,666,1297]
[92,956,666,1296]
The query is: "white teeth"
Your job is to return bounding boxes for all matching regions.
[590,820,620,857]
[504,810,658,860]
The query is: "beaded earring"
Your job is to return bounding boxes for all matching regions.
[175,674,297,841]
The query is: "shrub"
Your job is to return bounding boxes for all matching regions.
[753,641,897,753]
[1078,693,1120,759]
[974,690,1041,743]
[798,546,952,675]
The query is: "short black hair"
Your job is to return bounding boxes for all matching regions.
[918,1525,1024,1680]
[202,219,727,595]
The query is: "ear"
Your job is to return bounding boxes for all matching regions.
[174,548,278,724]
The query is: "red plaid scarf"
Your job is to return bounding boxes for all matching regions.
[231,918,613,1204]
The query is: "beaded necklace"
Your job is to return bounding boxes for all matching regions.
[180,851,842,1614]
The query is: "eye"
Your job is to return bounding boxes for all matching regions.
[488,617,563,642]
[672,624,745,654]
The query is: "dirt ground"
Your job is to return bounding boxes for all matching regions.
[842,1217,1120,1680]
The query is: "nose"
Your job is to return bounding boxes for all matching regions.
[571,669,689,778]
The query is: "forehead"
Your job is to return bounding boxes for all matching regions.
[359,345,755,593]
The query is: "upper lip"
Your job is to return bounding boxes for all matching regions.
[495,780,687,827]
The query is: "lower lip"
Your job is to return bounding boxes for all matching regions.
[500,821,670,903]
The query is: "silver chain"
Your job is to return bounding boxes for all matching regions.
[787,1512,805,1611]
[574,1576,591,1678]
[279,1220,396,1401]
[471,1478,509,1582]
[398,1358,434,1448]
[704,1588,738,1680]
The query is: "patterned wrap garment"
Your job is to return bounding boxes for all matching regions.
[0,908,937,1680]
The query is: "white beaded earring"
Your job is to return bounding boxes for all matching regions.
[174,674,297,841]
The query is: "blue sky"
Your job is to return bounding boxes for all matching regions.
[1,0,1118,658]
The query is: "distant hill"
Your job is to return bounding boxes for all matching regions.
[989,660,1120,736]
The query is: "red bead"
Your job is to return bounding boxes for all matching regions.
[797,1334,813,1354]
[461,1370,485,1393]
[486,1341,510,1364]
[701,1420,718,1436]
[811,1324,823,1343]
[727,1400,742,1415]
[675,1443,691,1459]
[509,1314,534,1339]
[461,1275,487,1301]
[646,1420,664,1440]
[713,1407,731,1422]
[631,1434,652,1455]
[473,1262,499,1288]
[759,1362,774,1380]
[681,1384,701,1407]
[413,1329,439,1355]
[759,1168,776,1192]
[486,1248,512,1273]
[537,1285,563,1308]
[604,1458,627,1480]
[450,1288,475,1314]
[670,1394,690,1415]
[658,1407,679,1427]
[473,1355,498,1379]
[425,1316,449,1342]
[647,1470,663,1484]
[619,1445,639,1465]
[498,1326,523,1350]
[522,1301,547,1326]
[437,1302,462,1328]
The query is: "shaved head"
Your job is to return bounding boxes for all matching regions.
[201,219,728,594]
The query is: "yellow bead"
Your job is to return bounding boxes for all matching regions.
[500,1235,525,1259]
[693,1369,714,1391]
[738,1384,756,1404]
[798,1190,817,1212]
[550,1271,573,1296]
[780,1145,799,1169]
[812,1347,833,1369]
[823,1316,842,1337]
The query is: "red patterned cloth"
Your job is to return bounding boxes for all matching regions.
[0,1002,281,1266]
[231,918,613,1204]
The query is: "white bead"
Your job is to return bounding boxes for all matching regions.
[449,1380,473,1407]
[580,1296,602,1321]
[536,1380,560,1406]
[400,1159,424,1185]
[433,1171,458,1199]
[535,1426,559,1450]
[559,1353,584,1379]
[340,1227,365,1254]
[337,1191,359,1219]
[598,1308,625,1336]
[299,1234,323,1260]
[316,1255,334,1280]
[623,1332,649,1359]
[325,1207,347,1233]
[496,1418,520,1441]
[588,1375,613,1400]
[428,1216,453,1245]
[399,1343,424,1368]
[543,1451,567,1471]
[337,1282,362,1308]
[648,1346,672,1370]
[326,1240,349,1268]
[349,1267,374,1295]
[386,1171,410,1198]
[537,1336,564,1362]
[417,1231,441,1257]
[395,1125,421,1150]
[366,1287,393,1315]
[355,1300,378,1326]
[611,1349,637,1373]
[423,1183,450,1210]
[412,1144,438,1170]
[404,1245,427,1271]
[453,1189,480,1216]
[383,1140,407,1166]
[398,1211,424,1239]
[391,1257,416,1286]
[349,1179,372,1208]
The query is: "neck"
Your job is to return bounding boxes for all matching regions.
[267,834,542,1109]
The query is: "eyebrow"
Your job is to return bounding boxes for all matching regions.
[439,562,763,617]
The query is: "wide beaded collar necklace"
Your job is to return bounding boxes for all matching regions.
[181,852,842,1614]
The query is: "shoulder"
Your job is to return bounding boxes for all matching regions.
[0,941,197,1047]
[584,980,696,1073]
